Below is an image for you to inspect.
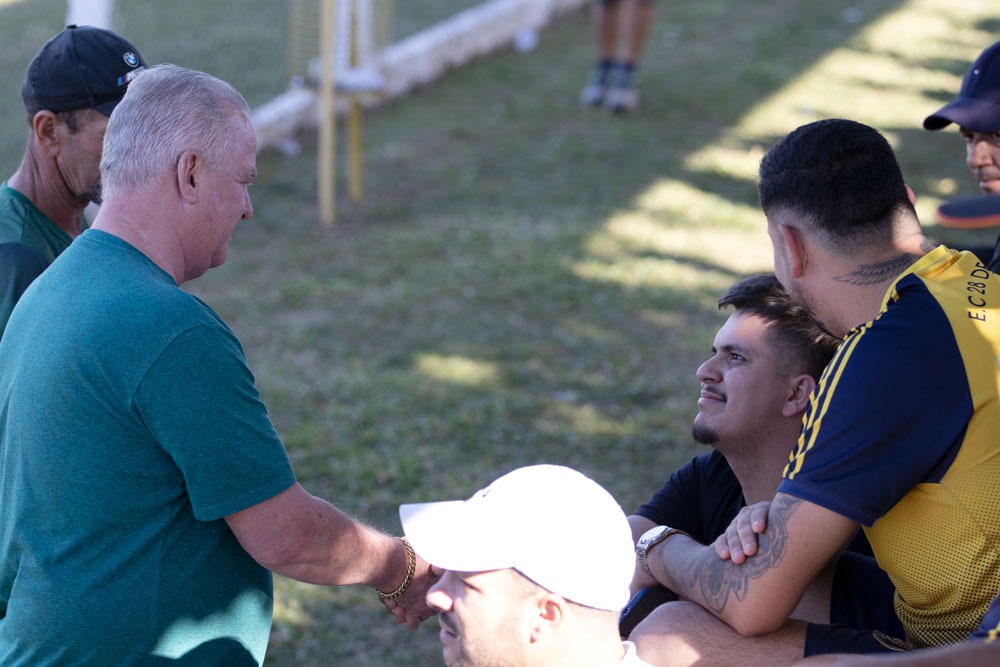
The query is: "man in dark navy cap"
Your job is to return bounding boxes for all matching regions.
[924,41,1000,272]
[0,24,146,336]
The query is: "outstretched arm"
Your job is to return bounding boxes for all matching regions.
[640,492,857,636]
[226,482,437,628]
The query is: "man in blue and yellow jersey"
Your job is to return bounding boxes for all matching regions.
[629,119,1000,665]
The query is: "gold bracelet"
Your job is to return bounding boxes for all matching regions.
[377,537,416,601]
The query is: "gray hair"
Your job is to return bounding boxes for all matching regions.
[100,64,252,199]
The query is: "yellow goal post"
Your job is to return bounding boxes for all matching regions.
[288,0,395,224]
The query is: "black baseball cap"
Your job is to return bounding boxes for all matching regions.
[924,41,1000,132]
[21,24,146,117]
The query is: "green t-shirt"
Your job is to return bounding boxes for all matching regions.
[0,230,296,665]
[0,181,75,337]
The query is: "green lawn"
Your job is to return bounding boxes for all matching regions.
[1,1,997,665]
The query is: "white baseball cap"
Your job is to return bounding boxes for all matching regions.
[399,464,634,612]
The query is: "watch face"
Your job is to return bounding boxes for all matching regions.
[639,525,668,547]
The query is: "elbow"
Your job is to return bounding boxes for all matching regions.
[244,537,304,572]
[228,519,309,573]
[254,550,294,573]
[726,608,788,637]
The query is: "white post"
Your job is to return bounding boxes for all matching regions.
[66,0,115,29]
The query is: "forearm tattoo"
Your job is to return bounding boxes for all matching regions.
[834,253,921,286]
[685,495,801,614]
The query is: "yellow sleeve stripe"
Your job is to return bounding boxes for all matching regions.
[785,328,866,480]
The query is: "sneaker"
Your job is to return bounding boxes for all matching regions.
[604,66,639,114]
[579,64,610,107]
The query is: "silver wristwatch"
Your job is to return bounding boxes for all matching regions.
[636,525,686,577]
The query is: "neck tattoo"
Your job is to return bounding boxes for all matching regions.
[834,253,920,286]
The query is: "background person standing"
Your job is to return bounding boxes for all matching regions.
[0,24,146,336]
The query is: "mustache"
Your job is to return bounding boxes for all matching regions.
[440,612,459,635]
[701,385,725,401]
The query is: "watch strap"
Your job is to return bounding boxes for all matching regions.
[637,526,689,577]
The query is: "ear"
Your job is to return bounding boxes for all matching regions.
[782,373,816,418]
[529,594,564,643]
[31,111,60,155]
[905,184,916,206]
[176,149,201,204]
[778,223,807,279]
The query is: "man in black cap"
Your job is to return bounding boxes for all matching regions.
[0,24,146,336]
[924,41,1000,273]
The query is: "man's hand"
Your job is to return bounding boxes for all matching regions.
[381,552,439,629]
[714,500,771,564]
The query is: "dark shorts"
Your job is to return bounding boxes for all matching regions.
[804,551,911,657]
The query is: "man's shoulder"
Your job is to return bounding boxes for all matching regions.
[0,242,49,334]
[854,247,1000,366]
[35,232,226,341]
[892,246,1000,308]
[0,184,63,256]
[0,185,33,242]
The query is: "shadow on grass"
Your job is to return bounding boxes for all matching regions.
[2,1,993,666]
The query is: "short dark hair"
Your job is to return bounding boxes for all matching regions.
[719,273,840,381]
[757,119,915,254]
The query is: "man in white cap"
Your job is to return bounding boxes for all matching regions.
[400,464,652,667]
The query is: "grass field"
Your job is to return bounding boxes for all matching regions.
[1,1,998,665]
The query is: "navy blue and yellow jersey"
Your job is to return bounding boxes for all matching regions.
[779,246,1000,648]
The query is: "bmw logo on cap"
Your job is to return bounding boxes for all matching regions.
[123,52,139,68]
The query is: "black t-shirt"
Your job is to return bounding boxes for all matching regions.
[634,449,744,545]
[634,449,874,556]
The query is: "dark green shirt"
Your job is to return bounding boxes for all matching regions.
[0,181,75,336]
[0,230,295,665]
